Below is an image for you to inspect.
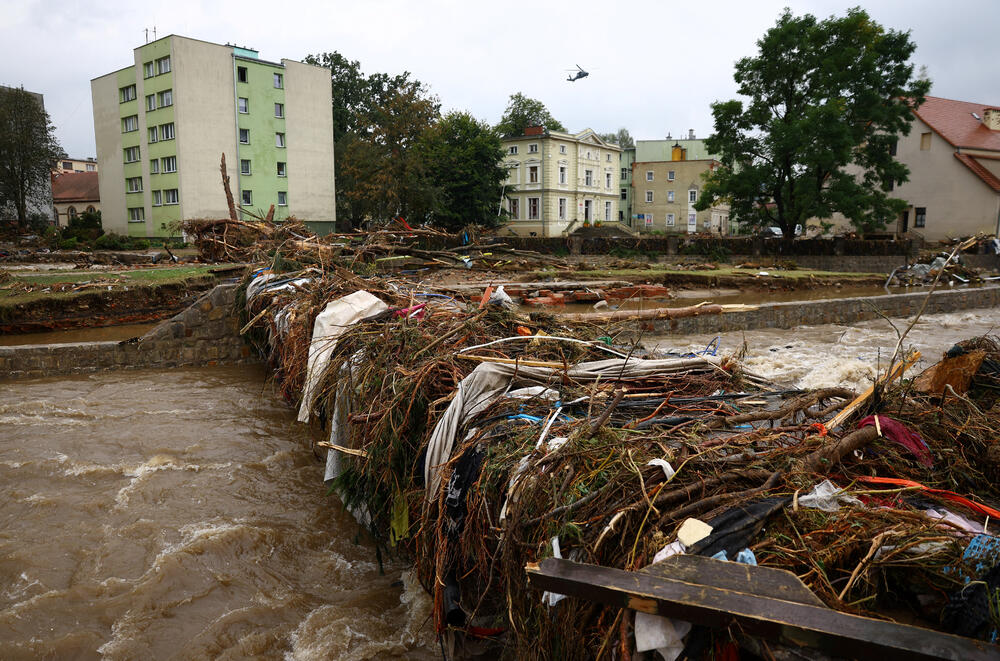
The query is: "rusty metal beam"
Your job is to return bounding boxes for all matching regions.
[525,557,996,661]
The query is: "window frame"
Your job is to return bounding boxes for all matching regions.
[159,123,175,141]
[558,197,567,220]
[605,201,612,222]
[645,190,653,203]
[126,176,143,193]
[237,66,248,83]
[240,159,251,175]
[688,189,698,203]
[148,126,158,143]
[646,171,654,182]
[276,162,286,177]
[146,94,156,112]
[161,156,177,173]
[143,61,154,79]
[528,143,538,153]
[528,165,539,184]
[273,73,283,89]
[584,169,593,186]
[158,89,172,108]
[667,191,675,203]
[149,159,159,174]
[275,132,285,148]
[620,188,627,201]
[668,170,675,181]
[128,207,145,222]
[559,145,566,154]
[528,197,540,220]
[666,213,675,226]
[914,207,926,228]
[119,84,136,103]
[558,165,567,185]
[274,102,284,118]
[238,97,249,114]
[509,145,518,155]
[124,146,140,163]
[606,172,612,188]
[239,128,250,144]
[152,190,162,206]
[155,56,171,75]
[277,191,287,206]
[509,198,519,220]
[163,189,179,205]
[121,115,138,133]
[241,190,252,206]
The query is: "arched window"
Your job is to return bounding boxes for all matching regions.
[86,206,95,213]
[68,206,77,219]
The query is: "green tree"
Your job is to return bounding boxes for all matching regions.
[599,128,634,148]
[496,93,566,136]
[0,86,63,229]
[695,8,930,240]
[416,111,508,231]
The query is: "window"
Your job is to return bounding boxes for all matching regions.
[645,191,653,203]
[156,56,171,74]
[241,190,252,205]
[274,102,284,118]
[586,151,592,159]
[509,146,518,155]
[668,170,675,181]
[238,97,249,114]
[121,115,138,132]
[273,73,283,89]
[62,160,72,169]
[164,189,178,205]
[124,146,140,163]
[275,133,285,148]
[559,165,567,184]
[237,66,248,83]
[607,154,612,162]
[528,197,540,220]
[152,190,162,206]
[240,159,251,175]
[528,144,538,153]
[915,207,926,227]
[120,84,136,103]
[667,191,675,202]
[158,89,172,108]
[584,199,592,221]
[666,213,675,226]
[149,159,159,174]
[146,94,156,111]
[126,176,143,193]
[620,188,627,200]
[585,169,593,186]
[276,162,286,177]
[239,128,250,144]
[67,206,77,219]
[605,201,612,222]
[277,191,287,206]
[920,132,931,150]
[688,189,698,203]
[644,171,652,182]
[559,145,566,154]
[128,207,145,221]
[159,123,174,140]
[621,168,628,179]
[509,198,519,219]
[528,165,538,183]
[143,61,154,78]
[558,198,566,220]
[161,156,176,173]
[86,164,95,172]
[148,127,158,143]
[606,172,612,188]
[86,205,95,213]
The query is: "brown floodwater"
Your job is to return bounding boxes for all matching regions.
[0,365,435,660]
[0,324,157,346]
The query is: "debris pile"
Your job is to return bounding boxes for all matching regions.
[237,263,1000,659]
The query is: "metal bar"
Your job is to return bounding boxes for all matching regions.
[525,557,996,661]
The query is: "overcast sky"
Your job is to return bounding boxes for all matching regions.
[2,0,997,159]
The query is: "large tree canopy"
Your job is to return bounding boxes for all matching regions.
[695,8,930,239]
[598,128,634,149]
[416,111,508,231]
[496,93,566,136]
[0,86,62,228]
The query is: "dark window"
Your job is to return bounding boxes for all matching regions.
[237,66,248,83]
[914,207,926,228]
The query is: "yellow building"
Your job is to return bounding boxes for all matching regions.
[630,145,730,234]
[500,127,621,237]
[54,157,98,174]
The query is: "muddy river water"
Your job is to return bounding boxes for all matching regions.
[3,306,1000,658]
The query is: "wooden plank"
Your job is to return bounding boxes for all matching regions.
[640,554,823,607]
[526,558,996,661]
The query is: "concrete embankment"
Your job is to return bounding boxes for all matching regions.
[0,284,257,380]
[3,283,999,379]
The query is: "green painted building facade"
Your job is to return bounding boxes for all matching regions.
[92,35,336,238]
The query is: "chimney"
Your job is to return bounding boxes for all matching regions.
[688,129,695,139]
[524,125,545,136]
[984,108,1000,131]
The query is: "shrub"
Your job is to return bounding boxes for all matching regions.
[58,236,78,250]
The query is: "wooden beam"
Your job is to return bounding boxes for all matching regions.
[525,557,995,661]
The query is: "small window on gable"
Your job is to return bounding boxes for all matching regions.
[920,132,931,150]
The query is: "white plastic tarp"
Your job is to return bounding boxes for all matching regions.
[297,291,388,423]
[423,355,722,500]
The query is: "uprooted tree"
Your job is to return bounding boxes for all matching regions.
[0,86,63,229]
[695,8,930,240]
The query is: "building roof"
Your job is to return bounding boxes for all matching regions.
[955,153,1000,192]
[52,171,100,203]
[914,96,1000,152]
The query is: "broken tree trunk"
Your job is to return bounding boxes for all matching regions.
[220,153,238,221]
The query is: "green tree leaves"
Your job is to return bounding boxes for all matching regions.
[496,93,566,137]
[0,86,63,228]
[697,8,930,239]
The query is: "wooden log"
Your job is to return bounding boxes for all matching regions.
[563,303,756,323]
[220,153,237,221]
[525,557,996,661]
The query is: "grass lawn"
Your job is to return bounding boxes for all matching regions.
[0,264,231,307]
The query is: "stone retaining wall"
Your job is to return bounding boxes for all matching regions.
[0,284,258,380]
[647,285,1000,337]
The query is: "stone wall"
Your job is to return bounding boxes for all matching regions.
[0,284,259,380]
[646,285,1000,337]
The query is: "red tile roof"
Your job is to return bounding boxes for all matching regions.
[955,153,1000,192]
[914,96,1000,152]
[51,171,99,203]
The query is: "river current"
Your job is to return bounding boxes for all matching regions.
[0,366,435,660]
[3,306,1000,658]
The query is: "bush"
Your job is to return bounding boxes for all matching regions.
[58,236,78,250]
[65,210,103,243]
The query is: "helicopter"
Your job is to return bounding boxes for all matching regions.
[566,65,589,82]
